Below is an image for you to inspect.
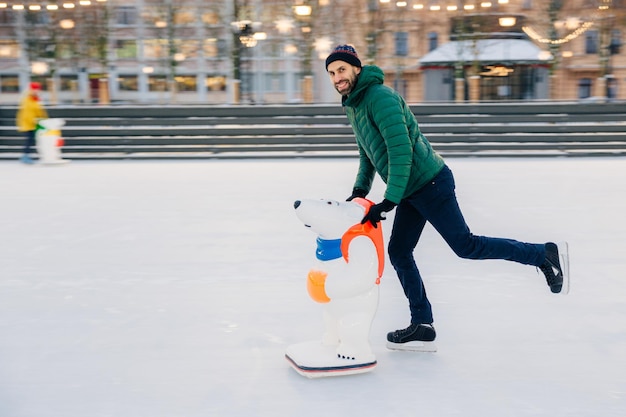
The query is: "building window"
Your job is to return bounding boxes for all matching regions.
[395,32,408,56]
[394,78,407,97]
[178,39,198,59]
[25,10,50,25]
[0,9,16,24]
[174,11,195,25]
[118,75,138,91]
[148,75,167,92]
[206,75,226,91]
[0,75,19,93]
[201,11,220,25]
[203,39,220,58]
[115,6,137,26]
[0,40,19,59]
[610,29,621,55]
[368,0,379,12]
[578,78,592,99]
[428,32,438,52]
[175,75,197,92]
[115,40,137,59]
[59,75,78,92]
[585,30,599,54]
[143,39,168,59]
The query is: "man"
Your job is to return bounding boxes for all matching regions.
[16,82,48,164]
[325,44,569,349]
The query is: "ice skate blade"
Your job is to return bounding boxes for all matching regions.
[386,340,437,352]
[557,241,570,295]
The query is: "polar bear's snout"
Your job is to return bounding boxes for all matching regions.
[294,200,312,227]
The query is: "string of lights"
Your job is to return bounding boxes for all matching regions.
[0,0,107,11]
[522,21,595,45]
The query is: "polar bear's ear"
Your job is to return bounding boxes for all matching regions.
[345,201,366,220]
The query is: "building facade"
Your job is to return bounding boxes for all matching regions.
[0,0,623,105]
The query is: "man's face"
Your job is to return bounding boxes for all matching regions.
[327,60,361,96]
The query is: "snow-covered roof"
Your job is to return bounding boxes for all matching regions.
[419,38,552,67]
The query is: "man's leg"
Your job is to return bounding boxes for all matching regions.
[21,131,36,164]
[388,200,432,324]
[410,165,545,267]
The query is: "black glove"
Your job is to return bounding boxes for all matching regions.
[346,188,368,202]
[361,199,396,228]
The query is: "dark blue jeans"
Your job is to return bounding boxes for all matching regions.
[388,165,546,324]
[23,130,36,155]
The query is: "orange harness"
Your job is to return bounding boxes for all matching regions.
[340,198,385,283]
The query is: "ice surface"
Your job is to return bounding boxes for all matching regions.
[1,157,625,417]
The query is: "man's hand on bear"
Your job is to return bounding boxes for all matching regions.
[361,199,396,228]
[346,188,368,202]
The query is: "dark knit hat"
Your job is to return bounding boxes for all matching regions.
[325,44,362,70]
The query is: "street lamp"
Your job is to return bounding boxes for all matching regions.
[231,20,262,103]
[293,2,314,103]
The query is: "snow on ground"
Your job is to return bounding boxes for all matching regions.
[0,157,625,417]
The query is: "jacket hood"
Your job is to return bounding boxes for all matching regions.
[343,65,385,107]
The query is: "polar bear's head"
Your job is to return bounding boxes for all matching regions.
[38,118,65,130]
[293,198,367,240]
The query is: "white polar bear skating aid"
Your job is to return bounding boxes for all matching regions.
[35,118,69,165]
[286,198,385,378]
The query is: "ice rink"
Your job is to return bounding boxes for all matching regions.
[1,157,625,417]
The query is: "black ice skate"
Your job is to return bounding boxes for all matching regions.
[539,242,570,295]
[386,323,437,352]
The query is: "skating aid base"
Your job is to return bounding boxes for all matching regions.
[285,340,377,378]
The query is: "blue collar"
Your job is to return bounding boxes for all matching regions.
[316,237,342,261]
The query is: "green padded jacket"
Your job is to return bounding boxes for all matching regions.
[342,65,445,204]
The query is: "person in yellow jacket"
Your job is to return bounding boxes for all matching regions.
[16,82,48,164]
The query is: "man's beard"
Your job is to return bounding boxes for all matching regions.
[335,74,357,96]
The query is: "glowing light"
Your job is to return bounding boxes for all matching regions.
[284,44,298,55]
[275,18,294,34]
[60,19,75,29]
[314,37,333,57]
[499,17,516,27]
[63,3,75,8]
[294,5,312,17]
[31,61,49,75]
